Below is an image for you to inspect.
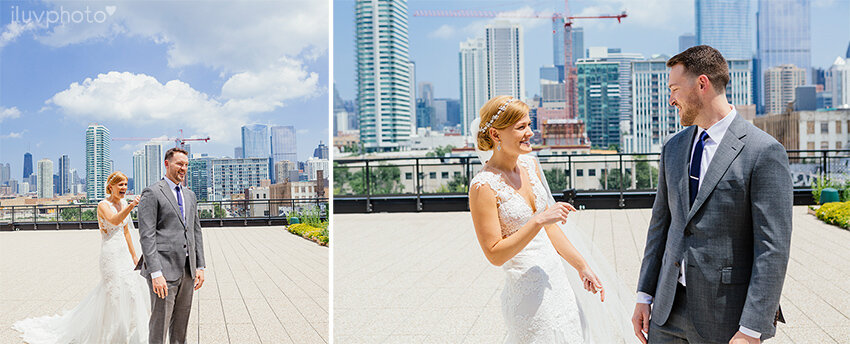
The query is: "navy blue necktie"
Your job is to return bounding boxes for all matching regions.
[175,185,185,221]
[689,131,710,207]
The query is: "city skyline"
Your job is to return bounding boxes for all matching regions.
[1,0,329,181]
[333,0,849,102]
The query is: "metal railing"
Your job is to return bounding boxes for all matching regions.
[0,198,328,230]
[334,150,850,211]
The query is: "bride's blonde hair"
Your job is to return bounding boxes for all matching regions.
[476,95,529,151]
[105,171,128,196]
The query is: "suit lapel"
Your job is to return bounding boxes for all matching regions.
[158,180,186,227]
[674,126,696,221]
[686,115,748,223]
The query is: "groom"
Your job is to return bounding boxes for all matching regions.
[632,45,792,344]
[139,147,206,344]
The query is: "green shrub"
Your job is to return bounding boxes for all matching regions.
[815,201,850,229]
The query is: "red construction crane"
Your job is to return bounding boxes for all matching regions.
[413,2,627,120]
[113,129,211,148]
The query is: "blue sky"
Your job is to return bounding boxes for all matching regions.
[333,0,850,100]
[0,0,329,182]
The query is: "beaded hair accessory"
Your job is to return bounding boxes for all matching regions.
[479,98,516,133]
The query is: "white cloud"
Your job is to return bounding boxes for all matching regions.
[296,129,309,134]
[428,24,456,39]
[221,57,321,113]
[1,131,25,139]
[35,0,328,72]
[46,71,243,143]
[0,106,22,122]
[0,21,38,49]
[573,0,692,31]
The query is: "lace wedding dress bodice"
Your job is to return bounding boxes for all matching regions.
[13,199,150,344]
[471,154,583,343]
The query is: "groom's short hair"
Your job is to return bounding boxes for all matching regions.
[164,147,189,161]
[667,45,729,95]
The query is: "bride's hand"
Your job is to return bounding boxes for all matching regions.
[130,196,141,207]
[579,268,605,302]
[133,256,140,266]
[534,202,577,226]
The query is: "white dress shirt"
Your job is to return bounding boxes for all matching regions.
[636,106,760,338]
[150,177,203,280]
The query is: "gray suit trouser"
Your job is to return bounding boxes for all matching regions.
[649,284,722,344]
[148,257,194,344]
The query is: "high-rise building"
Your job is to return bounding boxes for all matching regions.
[629,60,683,153]
[726,59,754,106]
[540,79,566,110]
[356,0,413,152]
[86,124,111,200]
[313,142,329,160]
[271,126,297,163]
[695,0,751,60]
[552,20,583,66]
[23,152,32,179]
[827,57,850,108]
[188,156,213,201]
[234,147,243,159]
[333,85,350,135]
[242,124,270,159]
[757,0,811,111]
[274,160,299,184]
[57,155,70,195]
[576,59,621,149]
[764,64,806,114]
[0,162,10,185]
[210,157,270,201]
[460,37,488,136]
[485,21,524,100]
[431,98,461,130]
[133,150,147,194]
[305,157,329,181]
[70,168,79,195]
[37,158,53,199]
[144,142,162,188]
[679,33,697,52]
[415,99,434,129]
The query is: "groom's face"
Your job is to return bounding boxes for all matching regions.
[668,64,703,127]
[164,152,189,184]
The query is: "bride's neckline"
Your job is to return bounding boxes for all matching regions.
[483,159,538,213]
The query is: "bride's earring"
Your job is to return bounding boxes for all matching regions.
[497,141,501,151]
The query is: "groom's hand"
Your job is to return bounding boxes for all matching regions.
[194,269,205,290]
[729,331,760,344]
[632,303,651,344]
[152,276,168,299]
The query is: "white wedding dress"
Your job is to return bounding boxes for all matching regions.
[471,154,584,343]
[13,199,151,344]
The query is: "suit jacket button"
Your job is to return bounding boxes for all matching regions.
[183,245,187,248]
[684,229,692,236]
[674,261,680,267]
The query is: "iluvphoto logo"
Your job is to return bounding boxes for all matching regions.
[9,5,116,27]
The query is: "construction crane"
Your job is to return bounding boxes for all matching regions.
[113,129,211,148]
[413,2,627,121]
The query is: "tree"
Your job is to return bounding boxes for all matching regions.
[214,204,227,218]
[435,173,468,193]
[601,168,631,190]
[199,209,213,219]
[333,161,352,195]
[426,145,455,158]
[61,207,80,221]
[81,209,97,221]
[635,156,658,189]
[544,168,568,192]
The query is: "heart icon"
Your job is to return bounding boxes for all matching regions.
[105,6,116,16]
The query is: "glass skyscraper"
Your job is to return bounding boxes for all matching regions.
[85,123,111,200]
[242,124,270,158]
[576,60,621,149]
[356,0,413,152]
[459,37,487,136]
[757,0,811,110]
[133,150,147,194]
[37,158,53,199]
[271,125,297,163]
[485,21,524,100]
[23,152,32,179]
[695,0,752,60]
[58,155,70,195]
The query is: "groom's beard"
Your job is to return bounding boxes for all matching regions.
[678,93,703,127]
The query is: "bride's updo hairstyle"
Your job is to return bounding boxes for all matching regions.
[105,171,128,196]
[476,95,529,151]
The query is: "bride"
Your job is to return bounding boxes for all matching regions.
[13,171,151,344]
[469,96,636,343]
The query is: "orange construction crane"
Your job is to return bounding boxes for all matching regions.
[413,2,627,120]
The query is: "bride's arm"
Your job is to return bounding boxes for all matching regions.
[97,198,139,226]
[123,223,139,265]
[470,184,570,266]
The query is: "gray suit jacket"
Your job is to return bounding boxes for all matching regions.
[138,179,206,282]
[637,114,792,341]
